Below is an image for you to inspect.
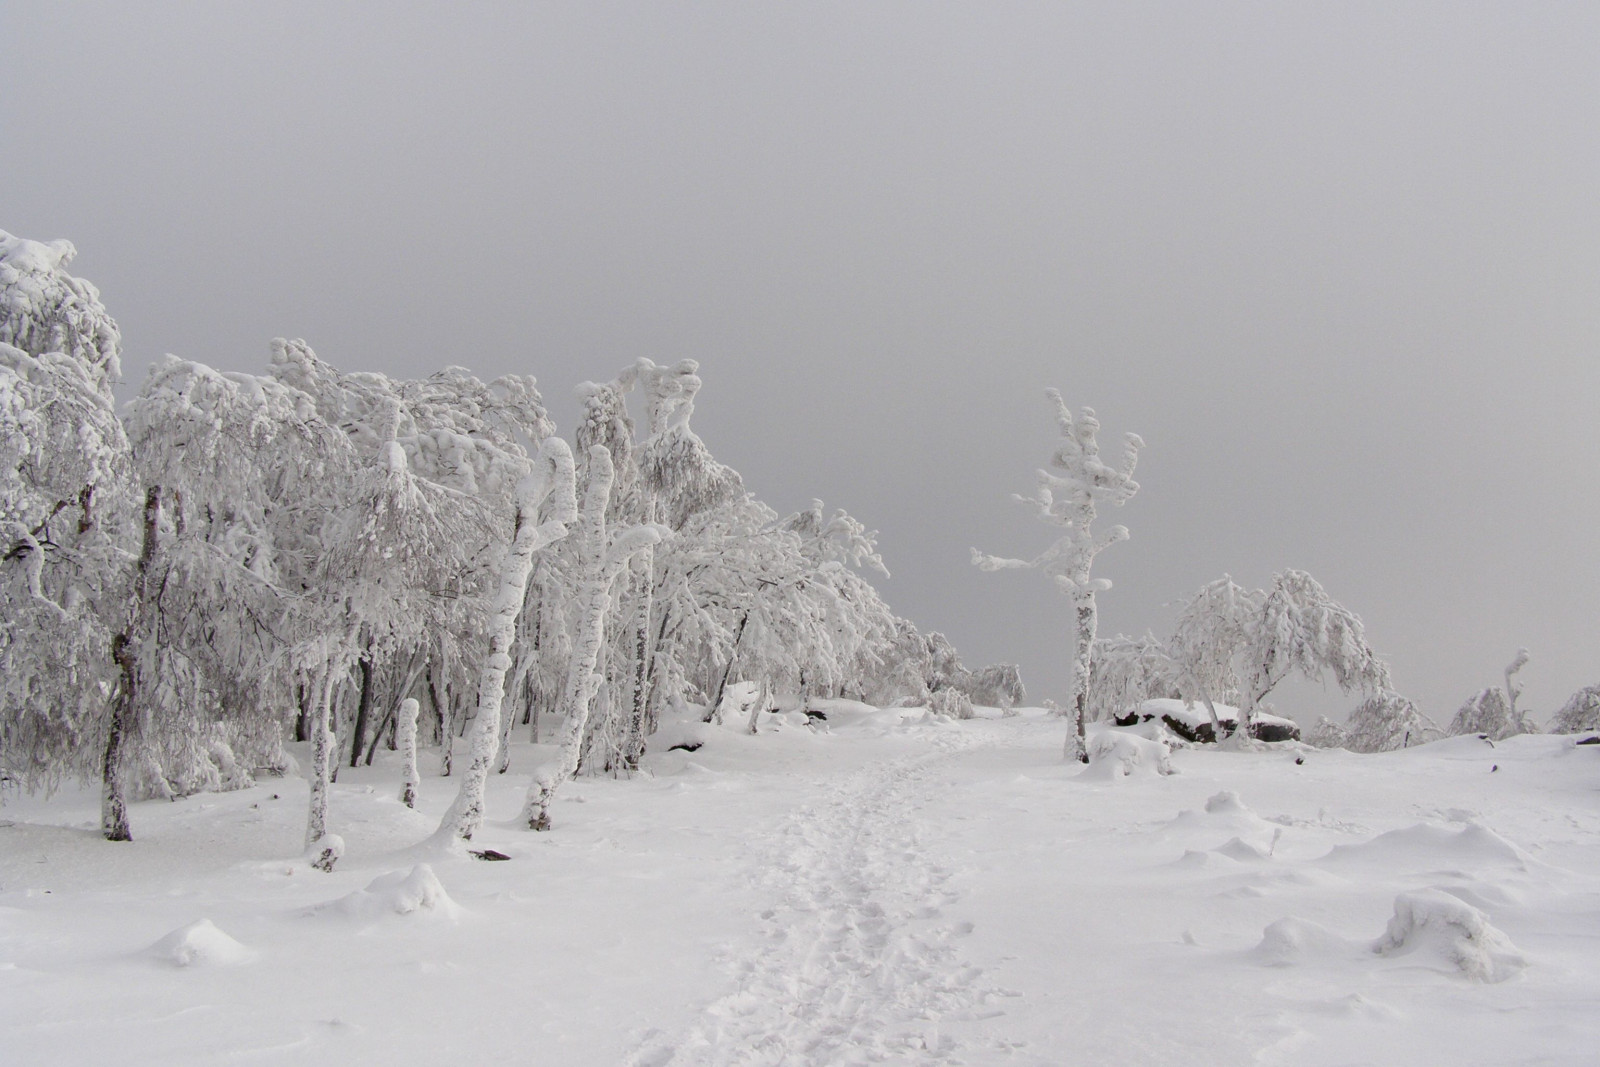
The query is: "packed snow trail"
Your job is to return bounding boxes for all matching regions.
[633,729,1012,1066]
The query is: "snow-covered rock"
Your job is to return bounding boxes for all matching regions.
[1118,698,1301,744]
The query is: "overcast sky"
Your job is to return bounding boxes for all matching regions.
[5,2,1596,724]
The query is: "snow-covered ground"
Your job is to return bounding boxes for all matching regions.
[3,707,1597,1065]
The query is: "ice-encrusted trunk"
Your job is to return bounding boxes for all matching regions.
[436,439,576,842]
[522,445,663,831]
[102,484,162,842]
[1068,591,1096,763]
[305,658,341,852]
[745,677,770,735]
[397,697,421,808]
[430,665,453,776]
[621,550,654,769]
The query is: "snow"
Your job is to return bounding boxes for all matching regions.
[145,918,256,968]
[3,711,1599,1065]
[1373,889,1528,984]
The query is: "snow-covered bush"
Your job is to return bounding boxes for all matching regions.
[1315,689,1440,753]
[1447,650,1536,741]
[928,687,974,720]
[1549,684,1600,734]
[966,664,1026,709]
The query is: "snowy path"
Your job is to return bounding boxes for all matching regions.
[634,730,1010,1066]
[6,713,1600,1066]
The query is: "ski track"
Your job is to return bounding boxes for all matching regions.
[633,729,1012,1066]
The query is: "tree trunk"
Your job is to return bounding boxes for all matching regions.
[1199,691,1225,741]
[437,494,568,842]
[522,444,654,830]
[706,611,749,724]
[1067,591,1095,764]
[746,677,769,735]
[524,565,611,829]
[397,697,421,808]
[621,552,653,769]
[101,483,162,841]
[365,646,427,765]
[644,596,674,737]
[102,635,136,843]
[306,663,337,850]
[349,649,375,769]
[437,675,455,777]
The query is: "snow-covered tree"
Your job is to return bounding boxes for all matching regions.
[0,233,135,829]
[0,232,122,383]
[436,437,576,842]
[267,339,571,850]
[1235,569,1389,744]
[0,341,130,799]
[306,415,494,857]
[1166,577,1264,738]
[522,445,664,830]
[1313,689,1440,753]
[1087,633,1176,723]
[1447,649,1536,740]
[966,664,1027,709]
[122,357,349,817]
[974,391,1143,762]
[1550,684,1600,734]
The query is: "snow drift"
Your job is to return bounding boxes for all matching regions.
[145,918,255,968]
[313,864,461,924]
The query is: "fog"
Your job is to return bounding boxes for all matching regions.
[4,2,1595,723]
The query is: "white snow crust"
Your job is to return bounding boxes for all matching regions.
[3,712,1597,1065]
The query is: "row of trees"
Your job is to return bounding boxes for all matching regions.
[975,389,1596,757]
[0,231,1015,861]
[1088,578,1596,752]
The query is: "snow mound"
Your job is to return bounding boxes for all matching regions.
[1215,836,1272,862]
[316,864,461,923]
[1162,791,1278,853]
[1081,730,1175,780]
[1318,822,1530,874]
[1205,790,1248,814]
[649,717,706,753]
[305,833,345,873]
[1253,916,1361,967]
[147,918,255,968]
[1373,889,1528,982]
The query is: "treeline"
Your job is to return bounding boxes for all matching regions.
[0,231,1019,859]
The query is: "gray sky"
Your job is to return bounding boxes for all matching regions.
[5,2,1596,724]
